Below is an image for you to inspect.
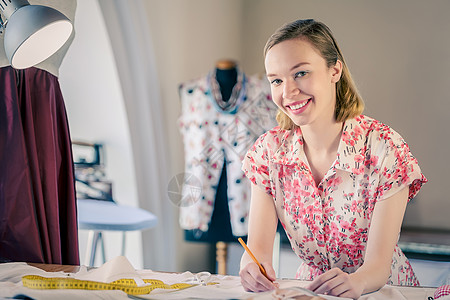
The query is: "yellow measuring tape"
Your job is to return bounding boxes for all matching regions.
[22,275,217,295]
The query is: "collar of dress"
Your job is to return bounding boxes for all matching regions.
[206,68,247,115]
[271,115,370,173]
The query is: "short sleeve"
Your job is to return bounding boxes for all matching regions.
[242,133,273,196]
[376,132,427,202]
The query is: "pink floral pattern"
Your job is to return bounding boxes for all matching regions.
[242,115,427,286]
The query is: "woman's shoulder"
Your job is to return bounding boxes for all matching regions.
[352,115,401,137]
[352,115,409,151]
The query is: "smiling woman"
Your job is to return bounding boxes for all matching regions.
[265,38,343,131]
[263,20,363,132]
[239,19,427,299]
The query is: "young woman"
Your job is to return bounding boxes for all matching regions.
[239,19,427,299]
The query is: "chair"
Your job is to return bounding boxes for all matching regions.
[72,141,157,266]
[77,199,158,267]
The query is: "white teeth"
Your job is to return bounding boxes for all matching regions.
[290,100,309,110]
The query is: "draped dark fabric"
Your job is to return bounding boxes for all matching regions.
[0,66,79,265]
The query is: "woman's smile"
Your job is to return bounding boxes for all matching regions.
[286,98,312,114]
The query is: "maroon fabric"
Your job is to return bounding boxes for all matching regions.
[0,66,79,265]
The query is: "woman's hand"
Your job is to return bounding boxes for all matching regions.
[239,261,278,292]
[306,268,364,299]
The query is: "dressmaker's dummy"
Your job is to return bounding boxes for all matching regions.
[184,60,242,244]
[0,0,79,264]
[178,59,278,273]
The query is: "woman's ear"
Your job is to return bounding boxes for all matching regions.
[330,59,343,83]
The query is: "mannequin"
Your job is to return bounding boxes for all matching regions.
[184,60,243,244]
[178,58,278,274]
[182,59,244,274]
[0,0,79,265]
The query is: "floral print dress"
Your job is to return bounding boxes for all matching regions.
[242,115,427,286]
[178,71,278,236]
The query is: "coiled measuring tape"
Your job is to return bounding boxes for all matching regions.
[22,275,217,295]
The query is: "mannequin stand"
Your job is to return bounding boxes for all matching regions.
[216,241,228,275]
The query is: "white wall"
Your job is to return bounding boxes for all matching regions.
[59,0,142,268]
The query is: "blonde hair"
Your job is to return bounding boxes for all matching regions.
[264,19,364,130]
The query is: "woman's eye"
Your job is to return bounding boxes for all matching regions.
[294,71,308,78]
[270,79,282,85]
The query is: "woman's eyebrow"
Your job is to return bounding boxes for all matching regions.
[290,62,310,71]
[266,62,310,77]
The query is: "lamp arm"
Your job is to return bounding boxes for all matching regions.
[0,0,29,19]
[0,14,5,34]
[0,0,29,33]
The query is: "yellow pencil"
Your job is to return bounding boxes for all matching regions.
[238,237,270,280]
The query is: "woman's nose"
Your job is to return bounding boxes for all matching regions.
[283,80,300,98]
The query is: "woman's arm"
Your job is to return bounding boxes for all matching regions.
[239,182,278,292]
[307,187,409,299]
[353,186,410,292]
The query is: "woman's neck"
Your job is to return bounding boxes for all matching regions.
[301,119,343,156]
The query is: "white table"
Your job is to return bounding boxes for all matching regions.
[77,199,158,266]
[0,260,438,300]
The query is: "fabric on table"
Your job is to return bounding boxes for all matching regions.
[0,256,438,299]
[361,285,435,299]
[0,256,251,300]
[0,260,128,299]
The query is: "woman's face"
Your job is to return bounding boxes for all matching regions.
[265,38,342,128]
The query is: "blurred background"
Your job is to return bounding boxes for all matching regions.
[58,0,449,285]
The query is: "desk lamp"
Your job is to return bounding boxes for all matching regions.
[0,0,73,69]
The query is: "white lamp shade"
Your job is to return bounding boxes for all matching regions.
[4,4,73,69]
